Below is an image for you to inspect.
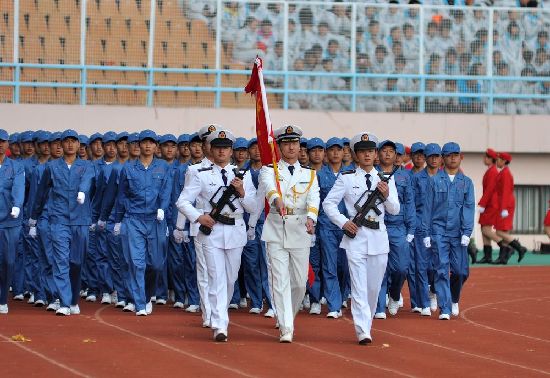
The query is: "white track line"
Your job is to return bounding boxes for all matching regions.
[340,315,550,376]
[461,296,550,344]
[230,320,416,378]
[0,333,91,377]
[93,306,256,378]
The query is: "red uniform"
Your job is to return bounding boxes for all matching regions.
[478,165,499,225]
[495,166,515,231]
[544,200,550,227]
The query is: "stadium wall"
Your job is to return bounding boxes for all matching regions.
[2,103,549,248]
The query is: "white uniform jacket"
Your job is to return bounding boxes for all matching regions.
[259,160,320,249]
[322,166,400,254]
[177,163,257,249]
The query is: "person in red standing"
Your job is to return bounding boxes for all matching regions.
[544,200,550,240]
[477,149,502,263]
[493,152,528,264]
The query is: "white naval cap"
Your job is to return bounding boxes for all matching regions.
[206,129,236,147]
[350,132,379,151]
[274,124,303,143]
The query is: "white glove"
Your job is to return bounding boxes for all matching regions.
[10,207,20,219]
[173,229,189,244]
[113,223,121,236]
[28,218,37,227]
[89,223,97,232]
[423,237,431,249]
[501,209,509,218]
[247,226,255,241]
[406,234,414,243]
[77,191,85,205]
[461,235,470,247]
[29,226,37,239]
[478,207,485,214]
[97,220,106,231]
[157,209,165,221]
[310,234,316,248]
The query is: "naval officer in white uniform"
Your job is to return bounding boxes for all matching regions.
[323,132,399,345]
[259,125,320,343]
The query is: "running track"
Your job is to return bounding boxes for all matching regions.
[1,266,549,377]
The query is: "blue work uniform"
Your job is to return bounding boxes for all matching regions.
[316,164,351,313]
[422,170,475,315]
[376,167,416,314]
[31,158,95,309]
[115,158,173,312]
[0,158,25,305]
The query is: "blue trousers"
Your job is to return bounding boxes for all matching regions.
[26,229,43,299]
[37,220,57,303]
[106,224,128,303]
[167,228,189,303]
[96,229,113,295]
[12,227,27,296]
[431,235,469,314]
[119,220,134,304]
[50,224,89,308]
[318,227,345,313]
[0,226,21,305]
[241,223,272,309]
[183,238,200,305]
[124,217,167,312]
[84,229,100,296]
[307,228,322,303]
[376,224,410,313]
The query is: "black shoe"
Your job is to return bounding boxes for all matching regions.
[478,245,493,264]
[359,336,372,345]
[509,239,528,263]
[467,243,478,264]
[492,245,512,265]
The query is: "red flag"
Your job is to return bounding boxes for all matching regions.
[245,58,315,287]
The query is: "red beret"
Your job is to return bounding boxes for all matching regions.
[498,152,512,162]
[405,146,411,154]
[486,148,498,159]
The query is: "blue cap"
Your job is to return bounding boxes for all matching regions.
[20,131,34,143]
[442,142,461,155]
[128,132,139,143]
[36,131,51,143]
[177,134,191,144]
[425,143,442,157]
[248,137,258,148]
[342,137,350,146]
[49,132,62,142]
[139,129,158,142]
[326,137,344,149]
[395,142,405,155]
[160,134,177,145]
[190,132,201,143]
[378,140,397,150]
[116,132,129,142]
[61,129,79,141]
[89,132,103,143]
[307,137,325,151]
[411,142,426,154]
[300,137,308,147]
[233,137,249,150]
[79,135,89,145]
[0,129,9,141]
[9,133,20,144]
[102,131,118,144]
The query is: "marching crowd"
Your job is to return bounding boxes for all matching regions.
[0,124,534,343]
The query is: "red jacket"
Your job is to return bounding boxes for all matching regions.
[496,166,515,212]
[478,165,499,209]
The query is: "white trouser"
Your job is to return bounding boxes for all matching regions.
[194,238,211,324]
[266,242,309,335]
[346,251,389,341]
[202,245,242,332]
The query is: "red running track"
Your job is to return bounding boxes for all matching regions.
[1,266,550,377]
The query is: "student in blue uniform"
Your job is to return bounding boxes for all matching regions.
[30,129,95,316]
[411,143,442,315]
[114,130,172,316]
[316,137,351,318]
[8,133,21,160]
[422,142,475,319]
[0,129,25,314]
[374,140,416,319]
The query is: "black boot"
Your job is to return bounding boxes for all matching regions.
[493,244,513,265]
[509,239,528,263]
[467,242,477,264]
[478,245,493,264]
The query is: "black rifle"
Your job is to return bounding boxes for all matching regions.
[344,166,399,239]
[199,168,247,235]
